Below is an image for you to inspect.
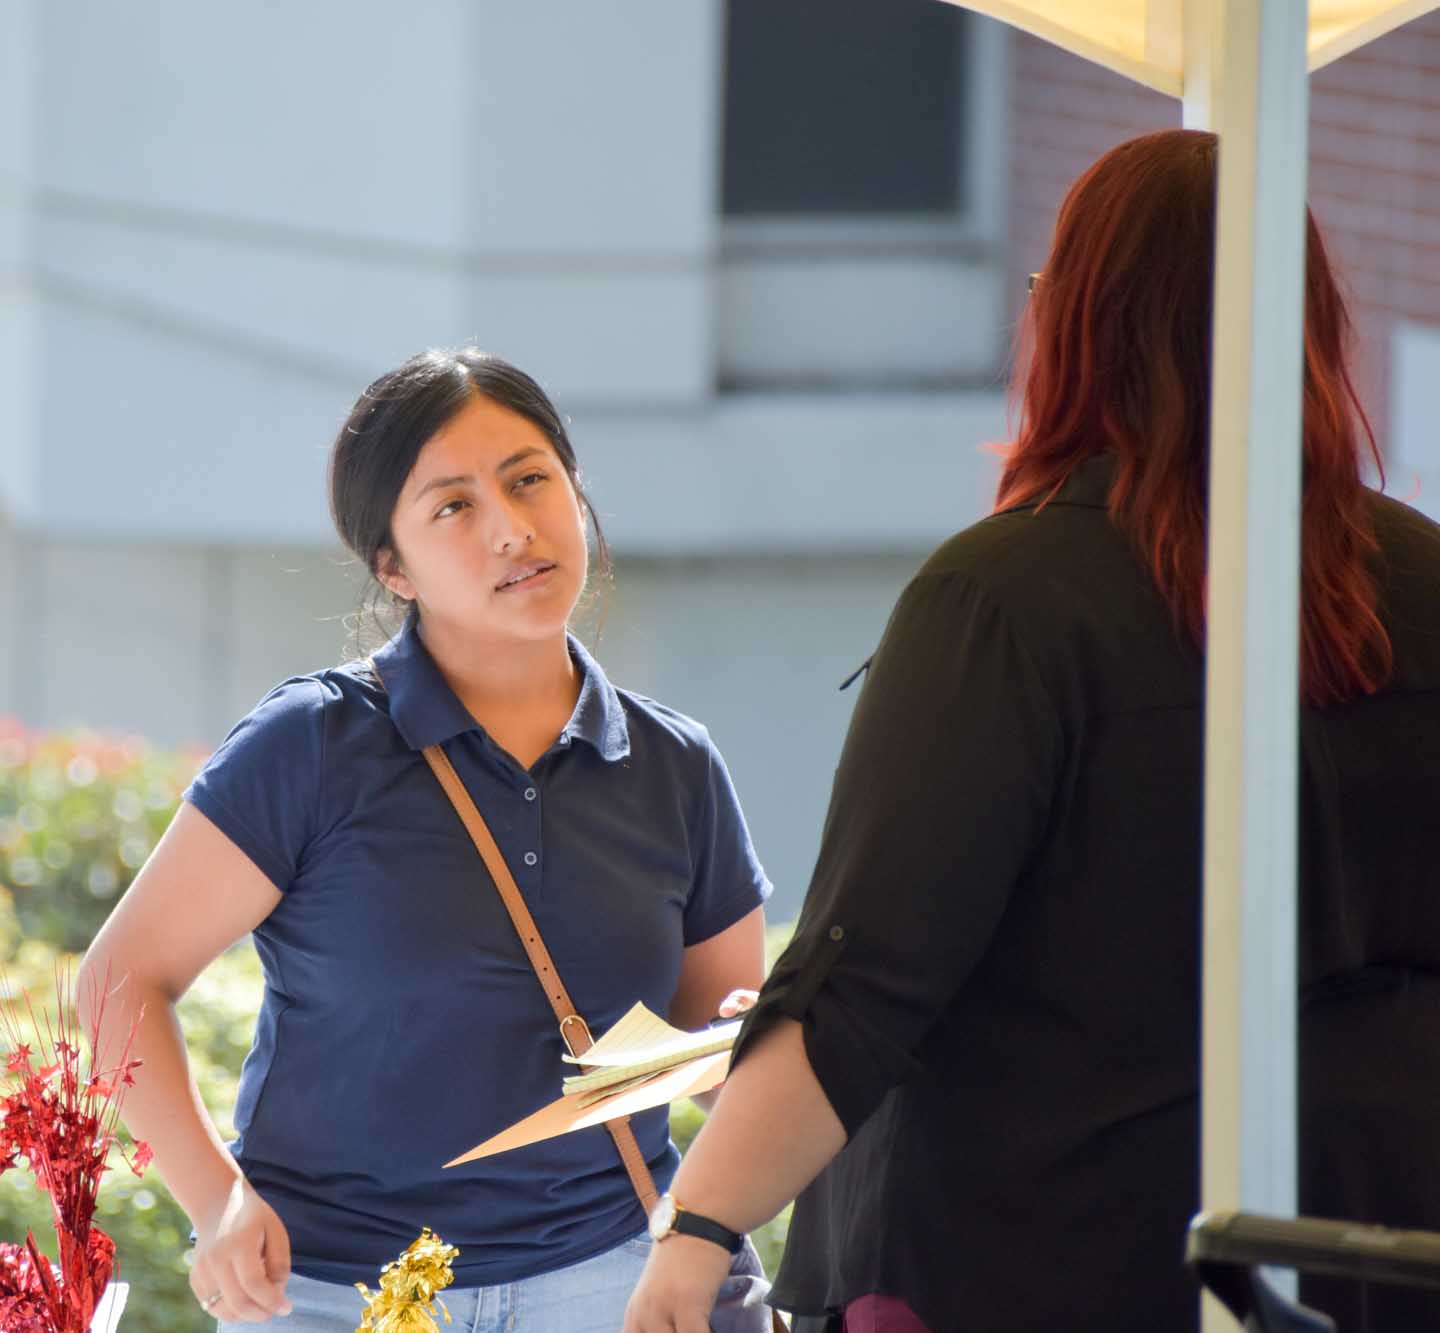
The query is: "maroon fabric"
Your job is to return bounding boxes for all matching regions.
[842,1293,932,1333]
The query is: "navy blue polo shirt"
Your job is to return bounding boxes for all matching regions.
[184,618,770,1287]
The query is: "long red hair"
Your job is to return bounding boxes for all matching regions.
[996,129,1391,707]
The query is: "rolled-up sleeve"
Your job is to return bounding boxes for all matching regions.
[732,570,1063,1136]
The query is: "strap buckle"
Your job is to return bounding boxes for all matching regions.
[559,1013,593,1059]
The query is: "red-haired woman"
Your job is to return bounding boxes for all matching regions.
[623,128,1440,1333]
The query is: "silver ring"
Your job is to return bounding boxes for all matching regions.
[202,1292,223,1310]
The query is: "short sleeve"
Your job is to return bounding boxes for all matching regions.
[184,677,328,892]
[681,736,773,946]
[731,571,1064,1136]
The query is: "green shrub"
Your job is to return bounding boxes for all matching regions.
[0,721,202,956]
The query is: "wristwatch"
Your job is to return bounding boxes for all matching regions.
[648,1192,744,1254]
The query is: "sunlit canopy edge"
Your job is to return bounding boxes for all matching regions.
[939,0,1440,93]
[1309,0,1440,71]
[940,0,1182,96]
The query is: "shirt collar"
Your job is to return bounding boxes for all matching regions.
[999,452,1115,514]
[368,615,631,762]
[564,634,631,762]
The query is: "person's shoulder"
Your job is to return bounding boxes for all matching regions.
[610,685,714,756]
[235,673,328,728]
[259,661,372,713]
[911,499,1124,607]
[316,656,389,705]
[1370,487,1440,556]
[222,661,381,744]
[916,509,1040,580]
[1368,489,1440,625]
[1369,490,1440,603]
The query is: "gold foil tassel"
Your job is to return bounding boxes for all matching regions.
[355,1228,460,1333]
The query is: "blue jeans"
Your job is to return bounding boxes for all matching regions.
[218,1233,653,1333]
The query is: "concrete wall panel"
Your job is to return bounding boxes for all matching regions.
[35,299,344,544]
[462,2,721,255]
[574,391,1006,556]
[38,1,471,249]
[36,211,465,387]
[719,255,1004,386]
[1390,320,1440,520]
[221,546,358,735]
[26,538,212,743]
[0,0,37,518]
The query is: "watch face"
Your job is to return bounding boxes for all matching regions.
[648,1193,676,1241]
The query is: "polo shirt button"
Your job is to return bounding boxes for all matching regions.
[524,851,539,867]
[524,787,537,802]
[828,925,845,942]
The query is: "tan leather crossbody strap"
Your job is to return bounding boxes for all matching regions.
[418,742,660,1215]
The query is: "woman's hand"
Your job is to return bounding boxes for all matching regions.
[76,802,292,1321]
[189,1178,293,1324]
[714,988,759,1020]
[689,989,762,1112]
[623,1235,733,1333]
[668,908,765,1032]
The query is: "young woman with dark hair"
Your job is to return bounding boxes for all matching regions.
[78,350,773,1331]
[624,129,1440,1333]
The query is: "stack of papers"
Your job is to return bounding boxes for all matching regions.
[560,1003,741,1107]
[443,1003,740,1167]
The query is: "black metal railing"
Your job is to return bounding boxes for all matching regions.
[1187,1211,1440,1332]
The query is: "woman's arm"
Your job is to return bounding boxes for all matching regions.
[668,906,766,1111]
[623,1017,846,1333]
[78,802,293,1324]
[628,571,1067,1330]
[668,905,766,1032]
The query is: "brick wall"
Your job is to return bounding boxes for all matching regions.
[1005,11,1440,455]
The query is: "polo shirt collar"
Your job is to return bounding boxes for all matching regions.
[565,635,631,762]
[369,614,631,762]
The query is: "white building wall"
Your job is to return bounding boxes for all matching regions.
[25,0,727,548]
[0,1,1012,920]
[1390,321,1440,521]
[0,0,38,524]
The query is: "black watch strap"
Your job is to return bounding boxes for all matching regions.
[674,1207,744,1254]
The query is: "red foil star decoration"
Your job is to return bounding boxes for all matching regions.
[0,1236,55,1333]
[0,966,147,1333]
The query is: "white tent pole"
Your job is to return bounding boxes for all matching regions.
[1185,0,1310,1327]
[1181,1,1214,130]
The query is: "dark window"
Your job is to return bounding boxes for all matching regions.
[722,0,968,217]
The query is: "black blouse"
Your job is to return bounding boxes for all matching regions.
[733,456,1440,1333]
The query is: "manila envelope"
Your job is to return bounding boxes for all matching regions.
[445,1049,731,1167]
